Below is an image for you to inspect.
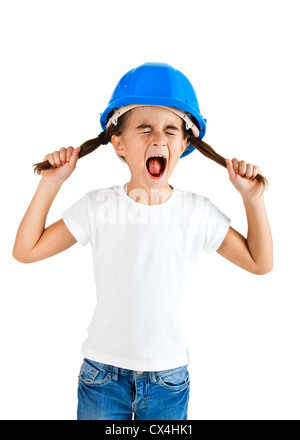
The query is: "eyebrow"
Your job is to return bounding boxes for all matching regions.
[135,124,180,131]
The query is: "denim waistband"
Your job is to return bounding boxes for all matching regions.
[84,358,188,383]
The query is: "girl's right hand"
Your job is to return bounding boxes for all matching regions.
[40,146,81,185]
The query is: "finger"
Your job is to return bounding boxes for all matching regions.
[43,154,48,162]
[66,146,74,162]
[239,160,247,176]
[59,147,67,165]
[253,165,261,178]
[69,146,81,168]
[232,158,239,174]
[225,158,236,180]
[53,151,62,167]
[245,163,253,179]
[44,154,56,168]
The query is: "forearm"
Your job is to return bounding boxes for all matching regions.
[242,195,273,273]
[13,179,62,259]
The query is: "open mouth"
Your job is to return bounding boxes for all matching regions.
[146,156,167,178]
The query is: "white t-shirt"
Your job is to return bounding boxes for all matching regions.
[61,183,230,371]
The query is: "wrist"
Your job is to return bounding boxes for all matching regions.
[39,176,64,193]
[242,193,264,207]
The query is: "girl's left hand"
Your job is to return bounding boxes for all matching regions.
[225,158,263,200]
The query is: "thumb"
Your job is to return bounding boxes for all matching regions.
[225,158,236,181]
[69,147,81,168]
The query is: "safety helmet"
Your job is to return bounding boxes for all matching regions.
[100,62,207,158]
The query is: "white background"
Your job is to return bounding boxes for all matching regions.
[1,0,299,420]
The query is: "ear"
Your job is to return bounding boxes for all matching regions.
[111,135,127,158]
[181,137,188,153]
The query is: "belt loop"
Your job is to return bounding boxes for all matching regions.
[150,371,157,383]
[112,366,119,381]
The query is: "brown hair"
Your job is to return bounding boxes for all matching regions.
[32,110,268,192]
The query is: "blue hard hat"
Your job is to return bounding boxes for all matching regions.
[100,62,207,158]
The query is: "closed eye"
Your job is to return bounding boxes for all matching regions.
[143,132,175,135]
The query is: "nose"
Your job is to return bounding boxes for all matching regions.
[152,141,166,146]
[151,131,167,146]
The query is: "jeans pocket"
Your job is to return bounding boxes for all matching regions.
[78,359,112,387]
[157,366,190,391]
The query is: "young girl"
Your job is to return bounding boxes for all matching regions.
[13,62,273,421]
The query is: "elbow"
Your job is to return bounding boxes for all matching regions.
[254,262,273,275]
[12,250,33,264]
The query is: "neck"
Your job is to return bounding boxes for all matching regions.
[125,181,174,205]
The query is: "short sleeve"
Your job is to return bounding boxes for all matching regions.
[203,197,231,253]
[61,193,93,246]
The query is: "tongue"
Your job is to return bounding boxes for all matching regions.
[147,157,163,176]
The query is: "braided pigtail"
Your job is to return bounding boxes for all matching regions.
[32,131,111,175]
[182,113,268,193]
[188,135,269,193]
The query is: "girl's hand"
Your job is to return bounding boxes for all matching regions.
[40,146,81,185]
[225,158,264,200]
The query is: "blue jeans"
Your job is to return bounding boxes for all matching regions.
[77,358,190,420]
